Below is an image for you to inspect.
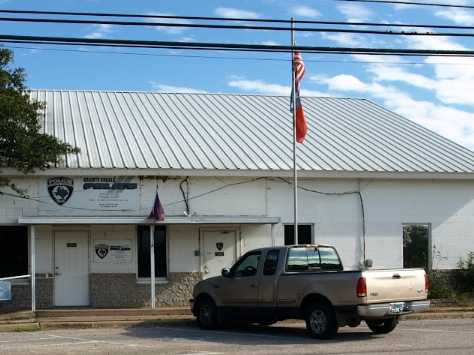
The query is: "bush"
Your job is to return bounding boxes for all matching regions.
[428,270,454,299]
[453,252,474,293]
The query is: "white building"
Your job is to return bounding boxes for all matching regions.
[1,90,474,310]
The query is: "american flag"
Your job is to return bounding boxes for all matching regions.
[292,51,308,143]
[148,192,165,221]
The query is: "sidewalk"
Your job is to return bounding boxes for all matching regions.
[1,305,474,332]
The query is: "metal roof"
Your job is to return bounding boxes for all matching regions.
[30,90,474,175]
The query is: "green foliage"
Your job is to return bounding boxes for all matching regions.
[0,48,78,191]
[454,252,474,293]
[428,270,454,299]
[428,252,474,302]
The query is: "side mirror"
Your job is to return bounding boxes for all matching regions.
[364,259,373,268]
[221,268,230,277]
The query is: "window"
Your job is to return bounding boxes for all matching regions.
[263,249,280,275]
[137,226,167,278]
[284,224,313,245]
[403,224,430,269]
[0,227,28,278]
[231,251,261,277]
[318,247,343,271]
[286,247,342,272]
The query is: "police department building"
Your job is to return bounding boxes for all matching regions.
[1,90,474,311]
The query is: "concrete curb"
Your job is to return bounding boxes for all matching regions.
[1,309,474,332]
[403,311,474,320]
[0,322,40,332]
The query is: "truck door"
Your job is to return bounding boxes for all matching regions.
[219,250,261,318]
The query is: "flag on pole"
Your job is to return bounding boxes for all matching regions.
[148,192,165,221]
[292,51,308,143]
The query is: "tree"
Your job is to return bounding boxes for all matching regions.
[0,48,78,192]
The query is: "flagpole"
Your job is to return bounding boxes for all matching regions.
[291,18,298,245]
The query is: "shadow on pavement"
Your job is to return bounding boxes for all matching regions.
[121,319,375,345]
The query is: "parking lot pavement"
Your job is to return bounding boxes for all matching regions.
[1,318,474,355]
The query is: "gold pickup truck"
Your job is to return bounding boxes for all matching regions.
[191,245,430,339]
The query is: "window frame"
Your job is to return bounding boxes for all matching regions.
[229,250,262,278]
[283,223,314,245]
[263,249,280,276]
[136,225,169,283]
[284,246,343,273]
[402,223,432,270]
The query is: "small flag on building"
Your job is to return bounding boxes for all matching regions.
[148,192,165,221]
[292,51,308,143]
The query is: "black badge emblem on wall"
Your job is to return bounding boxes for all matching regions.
[216,242,224,251]
[95,244,109,259]
[47,177,74,205]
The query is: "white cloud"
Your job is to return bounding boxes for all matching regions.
[214,7,260,19]
[147,12,192,34]
[291,5,320,18]
[320,32,364,46]
[150,82,207,93]
[316,74,474,149]
[260,40,279,46]
[85,24,113,39]
[228,78,328,97]
[436,8,474,25]
[405,34,466,51]
[337,3,372,22]
[367,64,435,90]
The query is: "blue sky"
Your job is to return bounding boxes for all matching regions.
[2,0,474,149]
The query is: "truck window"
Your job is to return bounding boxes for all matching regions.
[286,247,343,272]
[232,251,261,277]
[286,247,308,272]
[318,247,343,271]
[263,249,280,275]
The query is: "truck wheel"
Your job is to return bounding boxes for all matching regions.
[366,318,399,334]
[196,298,218,329]
[305,304,338,339]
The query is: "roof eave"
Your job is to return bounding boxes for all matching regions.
[2,168,474,180]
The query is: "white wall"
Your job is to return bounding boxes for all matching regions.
[2,175,474,271]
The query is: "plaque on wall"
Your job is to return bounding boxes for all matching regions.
[93,240,132,264]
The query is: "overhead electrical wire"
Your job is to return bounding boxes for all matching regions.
[336,0,474,9]
[3,8,474,30]
[6,16,474,36]
[7,44,474,66]
[4,34,474,57]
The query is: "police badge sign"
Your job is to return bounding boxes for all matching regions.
[47,177,74,205]
[95,243,109,260]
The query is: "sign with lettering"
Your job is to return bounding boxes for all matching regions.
[93,240,132,264]
[0,281,11,301]
[40,177,139,215]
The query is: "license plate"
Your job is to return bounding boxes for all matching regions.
[389,302,406,314]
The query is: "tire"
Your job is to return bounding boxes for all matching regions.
[305,303,338,339]
[196,298,218,329]
[366,318,399,334]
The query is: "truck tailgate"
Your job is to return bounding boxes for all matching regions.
[362,269,427,304]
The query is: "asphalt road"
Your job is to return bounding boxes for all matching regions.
[1,318,474,354]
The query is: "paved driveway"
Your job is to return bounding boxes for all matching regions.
[1,318,474,354]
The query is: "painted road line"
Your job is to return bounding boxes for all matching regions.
[401,328,474,334]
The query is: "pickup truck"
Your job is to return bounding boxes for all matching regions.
[191,245,430,339]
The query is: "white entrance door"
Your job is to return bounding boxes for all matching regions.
[54,231,89,306]
[202,230,237,279]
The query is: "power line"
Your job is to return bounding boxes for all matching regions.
[6,16,474,36]
[3,8,474,30]
[4,34,474,57]
[6,44,474,66]
[336,0,474,9]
